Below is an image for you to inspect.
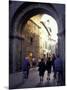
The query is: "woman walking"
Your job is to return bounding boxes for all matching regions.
[38,58,45,84]
[46,57,52,80]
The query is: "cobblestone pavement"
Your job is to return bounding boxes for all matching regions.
[17,67,62,89]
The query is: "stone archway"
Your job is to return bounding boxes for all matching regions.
[9,1,65,73]
[10,2,60,34]
[9,1,65,88]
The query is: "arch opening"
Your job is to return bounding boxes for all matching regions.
[21,14,58,61]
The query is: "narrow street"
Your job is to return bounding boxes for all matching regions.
[17,67,61,89]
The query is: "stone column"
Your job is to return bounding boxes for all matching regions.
[12,38,17,73]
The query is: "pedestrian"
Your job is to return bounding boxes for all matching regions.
[38,58,45,84]
[22,56,30,79]
[43,54,48,75]
[46,57,52,80]
[32,58,36,67]
[43,54,47,70]
[54,55,63,83]
[52,54,56,78]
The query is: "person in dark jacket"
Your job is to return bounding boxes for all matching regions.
[52,54,56,78]
[54,55,63,83]
[22,56,30,79]
[46,57,52,80]
[38,58,45,84]
[52,54,56,70]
